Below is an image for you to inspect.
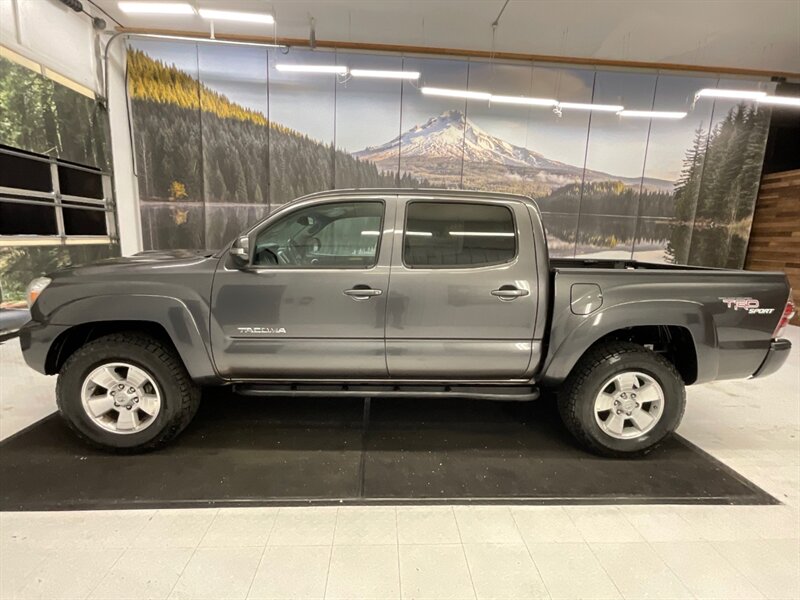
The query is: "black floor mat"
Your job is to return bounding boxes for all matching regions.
[0,392,777,510]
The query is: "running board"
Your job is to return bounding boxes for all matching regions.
[233,383,540,402]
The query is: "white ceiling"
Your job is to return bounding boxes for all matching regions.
[90,0,800,75]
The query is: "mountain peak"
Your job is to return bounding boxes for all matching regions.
[434,109,465,123]
[410,109,467,136]
[352,110,672,193]
[354,109,548,168]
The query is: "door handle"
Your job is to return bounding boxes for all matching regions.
[491,286,529,301]
[344,287,383,300]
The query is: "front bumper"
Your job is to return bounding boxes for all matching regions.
[751,338,792,379]
[18,320,71,375]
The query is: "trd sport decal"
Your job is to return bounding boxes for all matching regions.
[720,297,775,315]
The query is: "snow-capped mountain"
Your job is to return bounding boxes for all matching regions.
[356,109,569,171]
[354,109,672,192]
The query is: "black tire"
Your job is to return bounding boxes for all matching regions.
[557,341,686,457]
[56,332,201,453]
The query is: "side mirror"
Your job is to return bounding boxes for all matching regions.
[229,235,250,267]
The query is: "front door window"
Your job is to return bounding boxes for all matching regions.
[253,201,384,268]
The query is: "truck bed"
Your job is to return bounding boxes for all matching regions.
[542,259,791,385]
[550,258,715,271]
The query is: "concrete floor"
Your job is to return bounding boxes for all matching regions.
[0,327,798,599]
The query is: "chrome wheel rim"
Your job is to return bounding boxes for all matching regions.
[593,371,664,440]
[80,362,162,434]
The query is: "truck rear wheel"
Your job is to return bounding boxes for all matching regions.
[557,341,686,457]
[56,332,200,452]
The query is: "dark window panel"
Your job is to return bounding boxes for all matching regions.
[58,165,103,199]
[403,202,516,268]
[0,152,52,193]
[0,201,58,235]
[62,207,108,236]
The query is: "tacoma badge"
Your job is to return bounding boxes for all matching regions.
[236,326,287,334]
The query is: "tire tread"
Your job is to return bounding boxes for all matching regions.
[56,332,200,453]
[557,341,686,458]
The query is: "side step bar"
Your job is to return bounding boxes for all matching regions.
[234,383,540,402]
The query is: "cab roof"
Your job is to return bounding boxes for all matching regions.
[295,188,538,206]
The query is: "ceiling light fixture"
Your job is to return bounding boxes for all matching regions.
[421,87,491,100]
[118,2,194,14]
[135,33,285,48]
[198,8,275,24]
[757,95,800,108]
[618,109,688,119]
[558,102,625,112]
[490,95,558,107]
[275,64,348,74]
[449,232,515,237]
[695,88,768,101]
[350,69,420,80]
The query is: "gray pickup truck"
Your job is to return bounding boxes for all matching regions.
[19,189,794,456]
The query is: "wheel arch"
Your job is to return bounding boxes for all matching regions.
[582,325,698,384]
[46,320,172,374]
[42,294,219,383]
[540,300,716,386]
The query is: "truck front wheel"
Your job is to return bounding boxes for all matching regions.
[557,341,686,457]
[56,332,201,452]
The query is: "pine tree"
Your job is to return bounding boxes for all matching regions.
[672,125,707,223]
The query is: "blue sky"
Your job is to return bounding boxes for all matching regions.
[131,40,770,183]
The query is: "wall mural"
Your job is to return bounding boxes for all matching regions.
[0,56,110,169]
[127,40,773,267]
[0,55,116,304]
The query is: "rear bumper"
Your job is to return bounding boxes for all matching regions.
[751,338,792,379]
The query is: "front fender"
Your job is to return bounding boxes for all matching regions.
[45,294,218,382]
[539,299,717,385]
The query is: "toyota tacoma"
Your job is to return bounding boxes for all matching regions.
[18,189,795,456]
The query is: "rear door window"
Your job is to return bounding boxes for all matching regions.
[403,201,516,268]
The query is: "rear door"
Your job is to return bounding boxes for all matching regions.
[385,196,539,379]
[211,197,394,379]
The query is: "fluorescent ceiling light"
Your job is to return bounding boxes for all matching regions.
[421,87,491,100]
[275,64,347,74]
[618,110,687,119]
[198,8,274,24]
[136,33,284,48]
[757,95,800,107]
[490,95,557,107]
[406,231,433,236]
[449,231,515,237]
[695,88,767,100]
[558,102,624,112]
[118,2,194,14]
[350,69,420,80]
[361,230,380,236]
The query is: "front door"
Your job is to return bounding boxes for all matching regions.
[385,197,539,379]
[211,198,394,379]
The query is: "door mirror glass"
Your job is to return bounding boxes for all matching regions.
[297,215,315,227]
[229,235,251,266]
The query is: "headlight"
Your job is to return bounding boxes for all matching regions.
[26,277,51,308]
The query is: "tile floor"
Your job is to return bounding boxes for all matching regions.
[1,327,798,599]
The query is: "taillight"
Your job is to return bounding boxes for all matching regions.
[773,293,796,339]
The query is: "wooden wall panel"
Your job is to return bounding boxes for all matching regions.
[745,169,800,324]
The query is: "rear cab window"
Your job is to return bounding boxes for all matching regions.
[403,201,517,268]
